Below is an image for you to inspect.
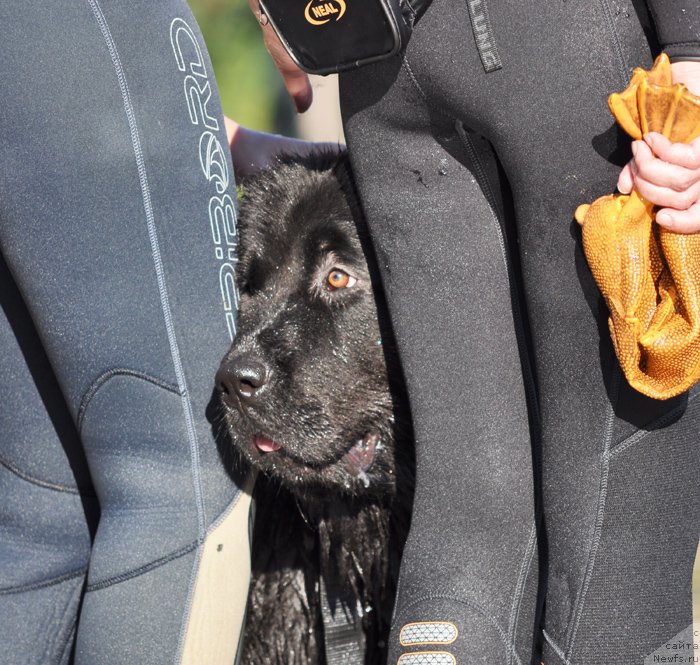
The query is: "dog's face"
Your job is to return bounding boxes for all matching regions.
[217,155,398,498]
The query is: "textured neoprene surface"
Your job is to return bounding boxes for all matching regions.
[0,3,245,663]
[646,0,700,60]
[340,0,700,662]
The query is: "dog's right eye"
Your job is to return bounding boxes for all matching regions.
[326,269,357,290]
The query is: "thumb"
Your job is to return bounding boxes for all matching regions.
[617,160,634,194]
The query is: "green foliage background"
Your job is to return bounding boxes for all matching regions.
[189,0,295,134]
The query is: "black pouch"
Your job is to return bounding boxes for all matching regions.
[258,0,429,75]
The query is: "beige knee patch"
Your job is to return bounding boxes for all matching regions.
[178,474,255,665]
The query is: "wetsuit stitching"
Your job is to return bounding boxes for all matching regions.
[204,479,247,532]
[57,619,78,665]
[395,594,522,665]
[77,368,181,433]
[542,629,569,664]
[455,124,508,272]
[402,58,453,125]
[403,58,468,132]
[0,567,87,595]
[86,0,207,545]
[564,366,621,659]
[402,57,428,101]
[56,580,84,662]
[507,522,538,665]
[609,388,700,459]
[597,0,630,82]
[0,455,88,495]
[665,40,700,47]
[85,539,199,592]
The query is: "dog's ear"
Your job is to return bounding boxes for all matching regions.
[275,148,348,174]
[330,151,352,183]
[233,184,251,284]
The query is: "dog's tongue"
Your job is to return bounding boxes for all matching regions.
[254,435,282,453]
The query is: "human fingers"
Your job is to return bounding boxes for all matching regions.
[617,161,634,194]
[629,139,700,210]
[631,159,700,211]
[247,0,313,112]
[656,202,700,234]
[631,136,700,191]
[627,154,700,233]
[643,132,700,170]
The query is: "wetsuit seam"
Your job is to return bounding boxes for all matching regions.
[402,57,429,103]
[56,580,84,663]
[402,57,454,125]
[86,0,207,546]
[665,40,700,47]
[77,368,181,433]
[394,594,522,665]
[85,539,199,592]
[57,618,78,665]
[454,122,544,444]
[0,567,87,595]
[597,0,630,81]
[0,454,90,495]
[507,521,538,665]
[542,629,569,664]
[563,366,621,659]
[609,389,699,459]
[205,482,246,532]
[454,124,508,271]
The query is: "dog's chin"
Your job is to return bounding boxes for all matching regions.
[233,427,395,498]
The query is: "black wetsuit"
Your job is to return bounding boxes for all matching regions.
[340,1,700,662]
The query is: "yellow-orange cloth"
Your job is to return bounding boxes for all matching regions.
[575,54,700,400]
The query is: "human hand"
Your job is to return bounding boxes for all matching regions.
[616,60,700,233]
[246,0,313,113]
[226,117,343,182]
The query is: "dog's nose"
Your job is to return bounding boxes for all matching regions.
[216,356,269,405]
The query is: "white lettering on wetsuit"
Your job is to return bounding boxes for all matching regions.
[170,17,238,340]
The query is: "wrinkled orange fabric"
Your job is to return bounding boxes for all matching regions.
[575,54,700,400]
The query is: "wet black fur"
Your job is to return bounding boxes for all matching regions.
[218,153,414,664]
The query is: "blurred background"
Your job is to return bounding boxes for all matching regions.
[190,0,345,143]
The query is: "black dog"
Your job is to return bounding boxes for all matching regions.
[215,153,414,665]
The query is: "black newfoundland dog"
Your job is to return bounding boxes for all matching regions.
[215,153,414,665]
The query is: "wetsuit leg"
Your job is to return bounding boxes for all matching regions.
[0,3,250,663]
[341,60,539,664]
[0,254,98,665]
[341,0,700,662]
